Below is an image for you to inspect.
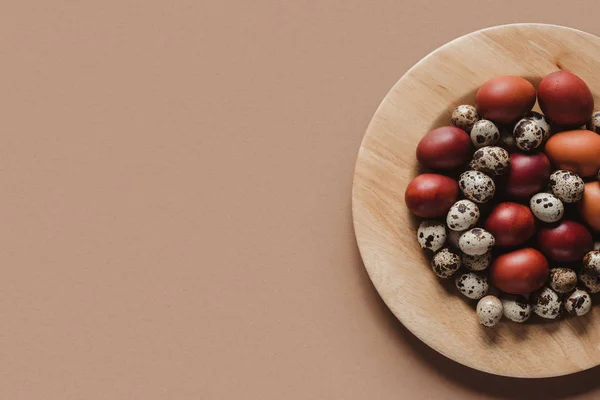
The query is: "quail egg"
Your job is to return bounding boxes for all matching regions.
[513,118,544,151]
[564,289,592,316]
[446,200,479,231]
[451,104,479,133]
[469,146,510,176]
[579,269,600,293]
[417,221,447,252]
[447,229,465,248]
[459,170,495,204]
[549,267,577,293]
[458,228,495,256]
[455,272,489,299]
[583,251,600,275]
[529,192,564,223]
[476,295,503,327]
[470,119,500,148]
[501,295,532,323]
[462,252,491,271]
[532,286,562,319]
[586,111,600,134]
[549,170,585,203]
[525,111,551,142]
[431,248,461,279]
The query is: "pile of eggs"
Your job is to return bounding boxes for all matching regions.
[406,71,600,327]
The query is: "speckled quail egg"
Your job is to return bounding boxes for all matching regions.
[583,251,600,275]
[430,248,461,279]
[529,192,564,223]
[446,200,479,231]
[451,104,479,133]
[513,118,544,151]
[447,229,465,248]
[459,170,495,204]
[579,269,600,294]
[476,295,503,327]
[469,146,510,176]
[470,119,499,148]
[458,228,495,256]
[417,221,447,252]
[455,272,489,299]
[586,111,600,134]
[501,295,532,323]
[564,289,592,317]
[532,286,562,319]
[549,267,577,293]
[462,252,492,271]
[594,241,600,251]
[549,170,585,203]
[525,111,551,142]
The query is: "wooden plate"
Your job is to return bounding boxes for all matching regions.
[352,24,600,378]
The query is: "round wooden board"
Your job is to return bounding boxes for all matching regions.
[352,24,600,378]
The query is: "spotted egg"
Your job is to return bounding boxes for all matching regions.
[459,170,495,204]
[462,252,492,271]
[564,289,592,316]
[549,267,577,293]
[470,119,500,148]
[583,250,600,275]
[532,286,562,319]
[458,228,495,256]
[513,118,544,151]
[529,192,564,223]
[451,104,479,133]
[525,111,551,142]
[455,272,489,299]
[586,111,600,134]
[430,248,461,279]
[476,295,503,327]
[579,269,600,294]
[469,146,510,176]
[501,295,532,323]
[417,221,447,252]
[446,200,479,231]
[549,170,585,203]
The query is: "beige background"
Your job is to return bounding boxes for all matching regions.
[1,1,600,399]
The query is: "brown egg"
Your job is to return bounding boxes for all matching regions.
[475,76,536,124]
[490,248,549,295]
[545,130,600,178]
[484,202,535,247]
[405,174,458,218]
[579,182,600,232]
[538,71,594,127]
[416,126,472,170]
[538,220,593,262]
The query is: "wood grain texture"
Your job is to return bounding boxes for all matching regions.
[352,24,600,378]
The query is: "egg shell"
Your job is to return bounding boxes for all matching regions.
[484,202,535,247]
[549,267,577,293]
[532,286,562,319]
[583,251,600,275]
[537,220,593,263]
[513,119,544,151]
[564,289,592,316]
[417,126,472,170]
[462,252,491,271]
[431,248,461,279]
[490,248,549,294]
[447,229,465,248]
[405,174,459,218]
[578,182,600,232]
[446,200,479,231]
[504,152,551,199]
[579,269,600,293]
[501,295,532,323]
[549,170,585,203]
[476,76,536,124]
[451,105,479,133]
[477,295,503,327]
[458,228,495,256]
[470,119,500,148]
[529,193,564,223]
[417,221,447,252]
[459,170,495,204]
[525,111,551,142]
[538,71,594,127]
[469,146,510,176]
[586,111,600,134]
[545,130,600,178]
[455,272,489,299]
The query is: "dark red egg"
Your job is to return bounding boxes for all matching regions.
[490,248,549,294]
[405,174,458,218]
[504,152,551,199]
[476,76,536,124]
[538,71,594,127]
[485,202,535,247]
[416,126,472,170]
[537,220,593,262]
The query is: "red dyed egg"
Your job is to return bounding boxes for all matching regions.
[405,174,458,218]
[485,202,535,247]
[490,248,549,295]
